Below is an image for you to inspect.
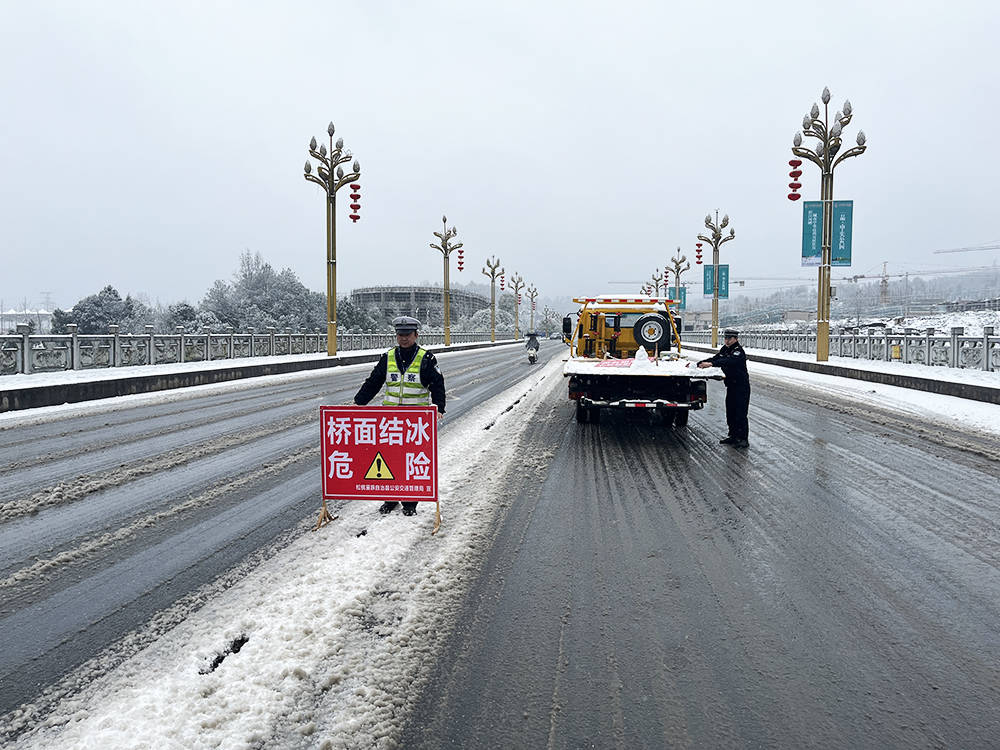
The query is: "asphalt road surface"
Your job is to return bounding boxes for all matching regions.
[401,369,1000,749]
[0,342,559,720]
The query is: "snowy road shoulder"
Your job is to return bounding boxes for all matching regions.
[676,351,1000,440]
[9,356,564,750]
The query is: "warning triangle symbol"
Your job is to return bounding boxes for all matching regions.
[364,452,395,480]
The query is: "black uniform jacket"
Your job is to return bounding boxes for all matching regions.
[700,342,749,387]
[353,344,446,413]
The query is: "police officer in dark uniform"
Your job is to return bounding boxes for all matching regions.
[697,329,750,447]
[354,316,446,516]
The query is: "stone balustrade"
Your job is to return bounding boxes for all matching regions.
[681,326,999,372]
[0,325,495,376]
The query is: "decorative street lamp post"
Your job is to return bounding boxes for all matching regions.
[649,269,664,296]
[509,272,525,339]
[482,256,504,342]
[792,86,867,361]
[430,215,463,346]
[527,285,539,331]
[697,210,736,348]
[303,122,361,357]
[670,247,690,302]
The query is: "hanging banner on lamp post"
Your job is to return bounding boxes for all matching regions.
[675,287,687,310]
[802,200,853,266]
[801,201,822,266]
[703,265,729,299]
[832,200,853,266]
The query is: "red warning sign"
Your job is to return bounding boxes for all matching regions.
[320,405,438,502]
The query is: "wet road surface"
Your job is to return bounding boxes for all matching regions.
[0,342,561,720]
[401,369,1000,749]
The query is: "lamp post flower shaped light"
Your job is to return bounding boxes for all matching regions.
[791,86,867,361]
[430,216,463,346]
[303,122,361,356]
[697,210,735,348]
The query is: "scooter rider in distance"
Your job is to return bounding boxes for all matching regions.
[353,315,446,516]
[525,332,540,364]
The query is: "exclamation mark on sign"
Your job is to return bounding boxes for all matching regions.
[364,452,394,480]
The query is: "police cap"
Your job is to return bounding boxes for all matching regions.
[723,329,739,338]
[392,315,420,334]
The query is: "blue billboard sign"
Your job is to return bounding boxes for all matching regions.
[703,264,729,299]
[802,200,854,267]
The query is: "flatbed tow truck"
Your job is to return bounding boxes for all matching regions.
[562,296,723,424]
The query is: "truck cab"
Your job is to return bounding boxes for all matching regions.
[562,296,716,425]
[562,296,682,359]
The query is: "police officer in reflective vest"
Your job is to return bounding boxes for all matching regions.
[697,328,750,448]
[353,316,446,516]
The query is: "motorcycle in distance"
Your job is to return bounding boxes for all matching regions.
[525,332,540,364]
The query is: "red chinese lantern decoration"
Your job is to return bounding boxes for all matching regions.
[518,293,522,304]
[695,242,703,265]
[456,247,464,271]
[348,183,361,222]
[786,161,803,202]
[499,273,505,291]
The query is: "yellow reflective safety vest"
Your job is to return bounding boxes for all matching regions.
[382,346,431,406]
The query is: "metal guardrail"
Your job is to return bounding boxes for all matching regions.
[682,326,999,372]
[0,324,496,376]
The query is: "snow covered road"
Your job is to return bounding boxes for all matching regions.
[3,346,999,748]
[0,342,561,738]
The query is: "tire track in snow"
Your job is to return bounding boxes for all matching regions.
[0,410,315,522]
[0,446,314,590]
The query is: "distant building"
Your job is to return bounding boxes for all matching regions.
[782,310,814,323]
[2,308,53,333]
[679,310,713,330]
[350,285,490,324]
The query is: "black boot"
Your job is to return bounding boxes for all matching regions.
[719,436,736,445]
[401,503,417,516]
[378,501,398,514]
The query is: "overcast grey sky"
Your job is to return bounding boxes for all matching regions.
[2,0,998,312]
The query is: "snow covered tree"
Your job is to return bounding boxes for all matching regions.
[163,301,198,331]
[337,297,379,332]
[54,285,153,333]
[197,250,325,332]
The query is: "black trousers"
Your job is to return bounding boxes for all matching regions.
[725,383,751,440]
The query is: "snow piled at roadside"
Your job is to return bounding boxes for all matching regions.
[746,310,1000,337]
[737,346,1000,389]
[748,360,1000,439]
[9,356,562,750]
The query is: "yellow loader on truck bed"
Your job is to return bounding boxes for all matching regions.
[562,296,723,424]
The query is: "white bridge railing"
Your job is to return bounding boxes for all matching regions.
[682,326,999,372]
[0,324,496,376]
